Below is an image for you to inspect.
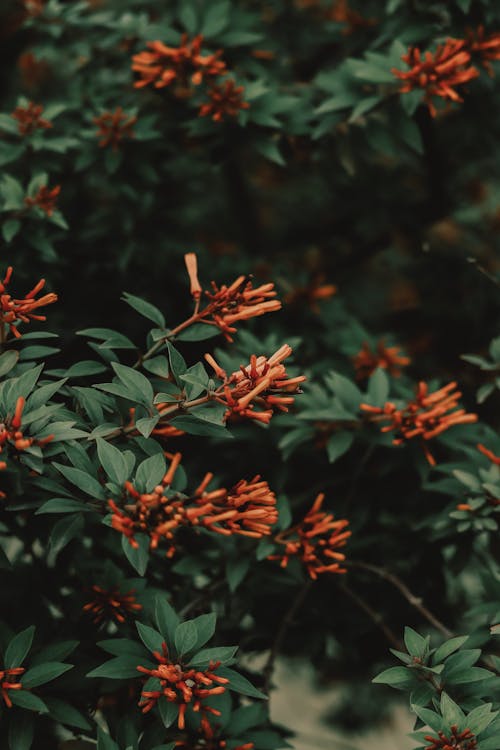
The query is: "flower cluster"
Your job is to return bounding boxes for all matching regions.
[0,266,58,338]
[424,725,477,750]
[11,101,52,135]
[83,585,142,625]
[108,453,278,554]
[24,184,61,216]
[269,493,351,579]
[137,642,228,729]
[361,382,478,465]
[353,340,410,380]
[0,666,24,708]
[93,107,137,150]
[467,26,500,74]
[206,344,306,424]
[184,253,281,341]
[132,35,248,121]
[392,38,479,117]
[0,397,53,493]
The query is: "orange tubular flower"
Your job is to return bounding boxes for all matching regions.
[361,381,478,465]
[22,0,45,16]
[108,453,279,553]
[392,38,479,116]
[0,667,25,708]
[83,585,142,625]
[284,276,337,313]
[93,107,137,150]
[198,80,250,122]
[137,642,228,729]
[424,726,477,750]
[0,267,58,338]
[0,396,53,482]
[269,494,350,579]
[183,254,282,341]
[206,345,306,423]
[11,101,52,136]
[24,184,61,216]
[467,26,500,74]
[353,340,410,380]
[131,34,226,91]
[477,443,500,465]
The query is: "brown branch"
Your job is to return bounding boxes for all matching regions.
[345,560,453,638]
[339,582,402,650]
[263,579,313,694]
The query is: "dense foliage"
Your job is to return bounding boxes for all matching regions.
[0,1,499,749]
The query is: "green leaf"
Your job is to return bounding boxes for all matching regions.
[122,292,166,327]
[87,656,142,679]
[48,513,84,557]
[372,666,414,688]
[432,636,468,665]
[96,437,129,485]
[5,626,35,668]
[174,621,198,656]
[97,728,120,750]
[404,627,428,659]
[326,432,354,463]
[135,453,167,493]
[366,368,390,406]
[158,697,179,728]
[45,697,91,730]
[111,362,154,405]
[189,646,238,668]
[122,533,149,576]
[218,667,267,699]
[176,324,220,342]
[166,342,187,383]
[440,692,464,726]
[0,350,19,377]
[10,690,48,713]
[155,598,180,644]
[190,613,217,651]
[2,218,21,243]
[36,498,94,514]
[136,622,164,653]
[22,661,72,688]
[8,711,34,750]
[53,463,105,499]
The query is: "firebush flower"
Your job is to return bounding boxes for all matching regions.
[0,397,54,492]
[11,101,52,135]
[108,453,279,553]
[424,725,477,750]
[83,585,142,625]
[24,184,61,216]
[392,38,479,116]
[0,266,58,338]
[269,493,351,579]
[206,344,306,423]
[137,641,228,729]
[467,26,500,74]
[353,340,410,380]
[132,34,226,90]
[93,107,137,150]
[199,80,250,122]
[284,276,337,312]
[361,382,478,465]
[184,253,282,341]
[477,443,500,465]
[0,666,25,708]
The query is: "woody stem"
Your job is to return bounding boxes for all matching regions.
[106,394,213,441]
[263,579,313,694]
[345,560,453,638]
[133,312,204,369]
[339,582,402,650]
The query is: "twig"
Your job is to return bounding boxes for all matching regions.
[263,579,313,693]
[340,582,402,650]
[346,560,453,638]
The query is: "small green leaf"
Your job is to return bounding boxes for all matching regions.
[174,621,198,656]
[5,626,35,668]
[218,667,267,699]
[122,292,166,327]
[158,697,179,728]
[136,622,164,653]
[22,661,72,688]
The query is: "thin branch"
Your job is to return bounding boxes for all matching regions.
[340,582,402,650]
[346,560,453,638]
[263,579,313,694]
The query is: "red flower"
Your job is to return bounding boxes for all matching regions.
[269,493,351,579]
[0,266,58,338]
[24,184,61,216]
[206,344,306,424]
[361,381,478,465]
[477,443,500,465]
[198,80,250,122]
[11,101,52,136]
[108,453,279,552]
[392,38,479,116]
[424,725,477,750]
[131,34,226,91]
[467,26,500,75]
[137,642,228,730]
[83,585,142,625]
[0,667,25,708]
[353,340,410,380]
[93,107,137,150]
[22,0,45,17]
[184,253,282,341]
[0,397,54,487]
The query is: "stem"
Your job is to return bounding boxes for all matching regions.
[106,394,213,441]
[132,312,203,369]
[263,579,313,694]
[346,560,453,638]
[340,582,402,650]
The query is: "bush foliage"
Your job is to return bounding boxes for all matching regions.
[0,1,499,749]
